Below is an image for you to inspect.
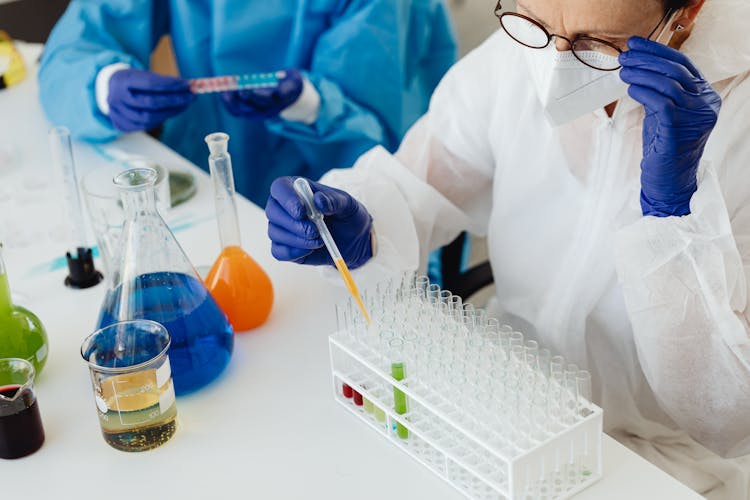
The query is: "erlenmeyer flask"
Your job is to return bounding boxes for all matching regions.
[204,133,273,331]
[96,168,233,395]
[0,245,49,376]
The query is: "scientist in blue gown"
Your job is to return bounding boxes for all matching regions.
[37,0,457,204]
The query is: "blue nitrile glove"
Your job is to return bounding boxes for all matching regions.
[265,176,374,269]
[619,37,721,217]
[221,69,304,120]
[108,68,195,133]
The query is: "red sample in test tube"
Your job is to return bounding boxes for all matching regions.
[352,390,363,406]
[342,383,353,398]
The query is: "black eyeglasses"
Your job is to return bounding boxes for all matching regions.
[494,1,673,71]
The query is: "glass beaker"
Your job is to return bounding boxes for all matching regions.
[203,132,273,331]
[81,165,125,279]
[96,168,233,395]
[0,358,45,459]
[82,163,172,278]
[81,320,177,452]
[0,245,49,376]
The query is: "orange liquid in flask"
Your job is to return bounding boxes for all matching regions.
[205,246,274,332]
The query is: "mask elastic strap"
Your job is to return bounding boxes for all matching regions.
[654,9,682,46]
[611,9,683,122]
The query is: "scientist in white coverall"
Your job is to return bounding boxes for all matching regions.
[265,0,750,497]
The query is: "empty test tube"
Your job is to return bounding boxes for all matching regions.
[550,355,565,376]
[538,348,551,377]
[563,364,580,425]
[415,276,430,301]
[576,370,593,417]
[509,331,524,348]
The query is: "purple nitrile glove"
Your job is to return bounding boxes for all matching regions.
[265,176,373,269]
[108,68,195,132]
[619,37,721,217]
[220,69,304,120]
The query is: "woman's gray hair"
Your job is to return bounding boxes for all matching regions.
[666,0,696,11]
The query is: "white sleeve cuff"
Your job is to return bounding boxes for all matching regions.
[279,76,320,125]
[318,147,421,288]
[95,63,131,116]
[615,162,749,349]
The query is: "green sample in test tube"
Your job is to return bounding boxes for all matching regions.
[391,361,409,439]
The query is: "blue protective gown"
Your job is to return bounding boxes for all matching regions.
[38,0,457,204]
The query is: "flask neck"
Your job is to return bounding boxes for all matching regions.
[0,250,13,312]
[209,153,242,249]
[115,168,160,220]
[121,187,158,219]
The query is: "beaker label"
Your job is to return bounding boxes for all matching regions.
[156,359,171,389]
[95,394,108,414]
[159,383,175,415]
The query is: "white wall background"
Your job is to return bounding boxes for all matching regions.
[448,0,514,56]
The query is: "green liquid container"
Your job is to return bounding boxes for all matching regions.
[0,249,49,376]
[392,361,409,439]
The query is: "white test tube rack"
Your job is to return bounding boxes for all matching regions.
[328,274,603,500]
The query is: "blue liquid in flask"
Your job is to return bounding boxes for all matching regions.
[97,272,233,395]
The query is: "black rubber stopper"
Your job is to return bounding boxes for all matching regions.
[64,247,103,289]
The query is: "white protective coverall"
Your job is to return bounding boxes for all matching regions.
[320,0,750,497]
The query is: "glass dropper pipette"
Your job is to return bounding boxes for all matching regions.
[292,178,371,325]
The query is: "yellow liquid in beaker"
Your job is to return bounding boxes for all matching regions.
[98,369,177,452]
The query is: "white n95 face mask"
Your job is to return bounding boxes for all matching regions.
[526,45,628,126]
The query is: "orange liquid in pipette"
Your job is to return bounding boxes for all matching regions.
[333,257,371,325]
[205,246,274,332]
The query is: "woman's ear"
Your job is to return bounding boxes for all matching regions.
[673,0,706,31]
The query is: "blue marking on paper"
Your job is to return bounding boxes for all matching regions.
[24,214,213,278]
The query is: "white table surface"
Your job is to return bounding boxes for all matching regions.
[0,42,703,499]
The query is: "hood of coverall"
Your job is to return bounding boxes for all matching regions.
[682,0,750,83]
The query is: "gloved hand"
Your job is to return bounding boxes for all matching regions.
[221,69,304,120]
[265,176,374,269]
[619,37,721,217]
[108,68,195,133]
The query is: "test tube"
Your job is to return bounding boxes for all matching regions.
[342,382,354,399]
[563,364,579,425]
[415,276,430,301]
[548,369,565,427]
[475,308,487,329]
[576,370,593,417]
[509,331,525,349]
[335,303,350,334]
[389,338,409,439]
[428,283,441,306]
[450,296,463,322]
[439,289,452,307]
[538,348,551,377]
[352,389,364,406]
[377,329,395,353]
[550,355,565,376]
[462,303,476,329]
